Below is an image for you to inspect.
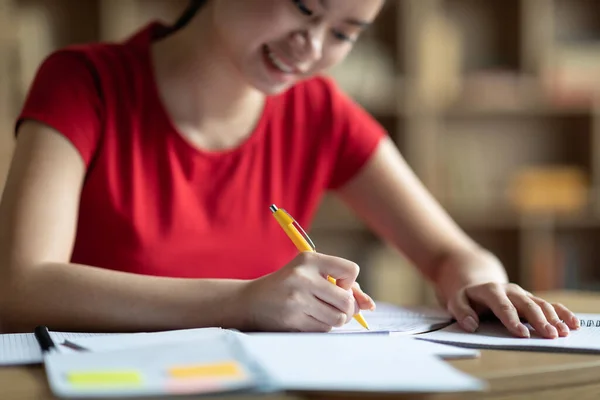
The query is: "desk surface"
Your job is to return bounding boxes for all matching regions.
[2,290,600,400]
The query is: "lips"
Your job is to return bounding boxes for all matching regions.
[263,45,303,75]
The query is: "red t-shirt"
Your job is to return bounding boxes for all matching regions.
[16,22,385,280]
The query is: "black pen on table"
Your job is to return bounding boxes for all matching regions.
[34,325,58,356]
[34,325,89,353]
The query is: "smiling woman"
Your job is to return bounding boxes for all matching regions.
[0,0,579,340]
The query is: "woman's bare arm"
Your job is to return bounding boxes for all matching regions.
[335,136,503,284]
[0,121,246,333]
[334,137,581,339]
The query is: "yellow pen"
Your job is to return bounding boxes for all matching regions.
[270,204,370,330]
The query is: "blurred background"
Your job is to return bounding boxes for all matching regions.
[1,0,600,306]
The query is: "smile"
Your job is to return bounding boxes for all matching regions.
[264,45,297,74]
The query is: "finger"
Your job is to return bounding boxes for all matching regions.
[347,289,360,317]
[446,289,479,333]
[351,283,376,311]
[529,296,569,337]
[309,272,356,319]
[508,292,558,338]
[551,302,580,330]
[305,297,348,328]
[298,314,334,333]
[306,252,360,290]
[468,284,530,338]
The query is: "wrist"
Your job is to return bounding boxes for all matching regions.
[224,279,257,331]
[432,248,508,304]
[189,279,252,331]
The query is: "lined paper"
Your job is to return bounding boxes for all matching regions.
[0,332,111,365]
[330,303,453,334]
[419,313,600,353]
[0,333,41,365]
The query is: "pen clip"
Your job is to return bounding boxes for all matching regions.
[278,207,316,251]
[292,220,315,251]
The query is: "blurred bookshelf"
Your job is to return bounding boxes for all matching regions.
[318,0,600,304]
[2,0,600,306]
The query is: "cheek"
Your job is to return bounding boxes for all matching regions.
[311,46,353,73]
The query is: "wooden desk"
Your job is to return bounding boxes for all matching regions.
[2,291,600,400]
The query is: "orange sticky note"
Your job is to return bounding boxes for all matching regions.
[168,361,245,379]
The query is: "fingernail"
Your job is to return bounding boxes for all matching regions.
[558,322,570,335]
[462,316,478,332]
[545,323,558,337]
[572,316,580,329]
[518,324,530,338]
[367,296,376,310]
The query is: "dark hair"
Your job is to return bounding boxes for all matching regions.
[169,0,207,33]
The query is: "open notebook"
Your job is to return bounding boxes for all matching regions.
[418,313,600,354]
[43,330,485,398]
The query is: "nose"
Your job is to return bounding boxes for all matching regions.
[290,26,325,64]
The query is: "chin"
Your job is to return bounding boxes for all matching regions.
[251,80,297,96]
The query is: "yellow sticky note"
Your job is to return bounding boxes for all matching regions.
[67,370,142,386]
[168,361,244,379]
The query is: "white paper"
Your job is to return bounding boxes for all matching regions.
[0,333,42,365]
[69,326,478,360]
[246,332,479,360]
[240,334,485,393]
[419,313,600,353]
[0,331,109,365]
[66,327,237,353]
[330,303,453,334]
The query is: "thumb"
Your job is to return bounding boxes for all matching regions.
[447,289,479,333]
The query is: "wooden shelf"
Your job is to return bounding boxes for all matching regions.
[553,0,600,42]
[448,207,600,230]
[441,0,522,73]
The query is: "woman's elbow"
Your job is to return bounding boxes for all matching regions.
[0,263,34,333]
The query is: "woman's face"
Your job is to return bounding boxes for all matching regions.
[210,0,385,94]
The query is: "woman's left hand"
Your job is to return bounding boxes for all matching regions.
[447,282,580,338]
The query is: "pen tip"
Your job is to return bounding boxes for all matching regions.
[269,204,278,212]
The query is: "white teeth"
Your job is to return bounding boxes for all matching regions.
[266,46,294,73]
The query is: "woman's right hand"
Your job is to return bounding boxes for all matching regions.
[239,252,371,332]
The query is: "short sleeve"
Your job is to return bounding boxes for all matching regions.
[323,78,387,189]
[15,49,104,167]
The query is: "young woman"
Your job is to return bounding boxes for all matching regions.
[0,0,578,338]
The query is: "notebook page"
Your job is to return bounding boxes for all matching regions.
[330,303,453,334]
[50,332,111,342]
[0,333,42,365]
[63,328,237,353]
[418,313,600,353]
[0,332,112,365]
[246,332,479,359]
[240,334,485,393]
